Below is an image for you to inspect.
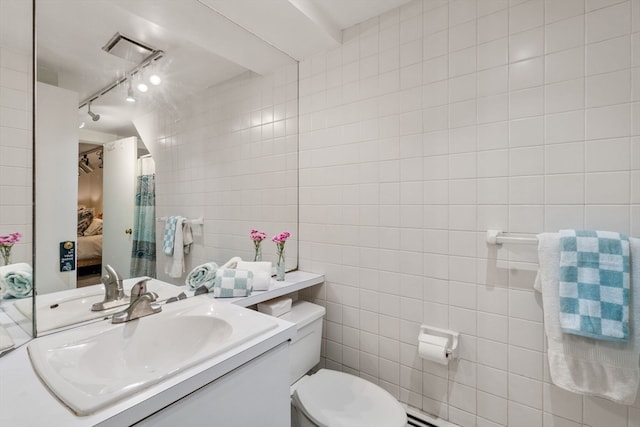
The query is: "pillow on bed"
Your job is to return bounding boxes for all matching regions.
[83,218,103,236]
[77,207,94,236]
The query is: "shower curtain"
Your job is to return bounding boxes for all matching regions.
[130,156,156,277]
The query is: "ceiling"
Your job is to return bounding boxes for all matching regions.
[35,0,412,137]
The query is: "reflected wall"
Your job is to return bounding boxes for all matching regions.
[0,2,33,267]
[136,67,299,283]
[0,0,34,342]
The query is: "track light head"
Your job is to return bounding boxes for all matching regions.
[87,102,100,122]
[79,154,94,173]
[126,79,136,103]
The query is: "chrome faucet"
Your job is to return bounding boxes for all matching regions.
[91,265,130,311]
[111,278,161,323]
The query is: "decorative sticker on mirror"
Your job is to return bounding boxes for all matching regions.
[59,241,76,272]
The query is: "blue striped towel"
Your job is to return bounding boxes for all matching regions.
[162,216,179,256]
[559,229,630,342]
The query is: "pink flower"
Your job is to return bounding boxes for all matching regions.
[272,232,291,267]
[271,231,291,244]
[0,232,20,265]
[0,232,21,246]
[250,229,267,241]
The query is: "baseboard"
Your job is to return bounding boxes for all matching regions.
[404,405,460,427]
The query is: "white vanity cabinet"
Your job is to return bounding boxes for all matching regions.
[0,273,324,426]
[132,342,290,427]
[0,310,296,427]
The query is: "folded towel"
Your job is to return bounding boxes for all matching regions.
[221,256,242,270]
[186,262,219,291]
[162,216,179,256]
[0,263,33,299]
[212,268,253,298]
[559,229,630,342]
[535,233,640,404]
[235,261,272,291]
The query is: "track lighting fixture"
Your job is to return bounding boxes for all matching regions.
[79,154,94,173]
[87,101,100,122]
[78,40,164,111]
[79,161,93,174]
[126,79,136,103]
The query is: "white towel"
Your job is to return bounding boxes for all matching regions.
[535,233,640,404]
[236,261,272,291]
[164,217,193,278]
[0,263,33,299]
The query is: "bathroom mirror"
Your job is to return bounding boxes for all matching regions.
[32,0,299,335]
[0,0,35,355]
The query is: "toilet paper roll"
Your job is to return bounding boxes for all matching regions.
[418,335,449,365]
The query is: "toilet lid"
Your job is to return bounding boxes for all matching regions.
[292,369,407,427]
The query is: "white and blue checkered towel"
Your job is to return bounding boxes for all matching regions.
[559,229,630,342]
[162,216,179,256]
[212,268,254,298]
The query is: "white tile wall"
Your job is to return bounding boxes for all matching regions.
[150,67,299,283]
[298,1,640,426]
[0,25,32,264]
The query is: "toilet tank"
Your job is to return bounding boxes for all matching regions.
[279,301,325,384]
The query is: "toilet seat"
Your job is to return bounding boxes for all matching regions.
[292,369,407,427]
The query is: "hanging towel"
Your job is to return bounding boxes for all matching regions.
[186,262,219,291]
[0,263,33,299]
[558,229,630,342]
[182,220,193,254]
[162,216,179,255]
[535,233,640,405]
[164,217,193,278]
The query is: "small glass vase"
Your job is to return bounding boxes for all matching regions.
[253,242,263,262]
[1,248,11,266]
[275,248,285,281]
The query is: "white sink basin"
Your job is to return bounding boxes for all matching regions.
[14,278,182,332]
[28,296,278,415]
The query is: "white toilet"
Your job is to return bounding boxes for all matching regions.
[280,301,407,427]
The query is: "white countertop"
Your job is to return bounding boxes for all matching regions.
[0,300,33,351]
[0,302,296,427]
[0,270,324,426]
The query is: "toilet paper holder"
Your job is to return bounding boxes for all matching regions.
[418,325,459,360]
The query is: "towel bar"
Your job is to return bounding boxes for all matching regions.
[486,229,537,245]
[157,216,204,225]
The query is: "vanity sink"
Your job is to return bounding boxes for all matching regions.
[27,296,279,416]
[13,278,181,332]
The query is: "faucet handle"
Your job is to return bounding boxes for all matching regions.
[130,277,152,299]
